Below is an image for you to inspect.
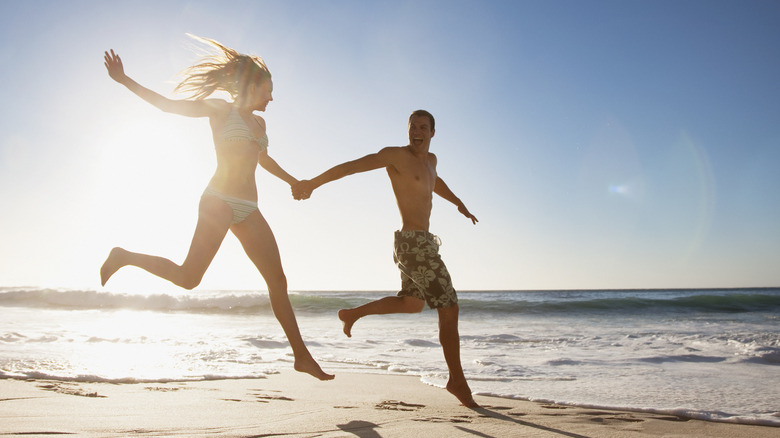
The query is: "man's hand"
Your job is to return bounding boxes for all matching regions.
[292,180,315,200]
[458,204,478,225]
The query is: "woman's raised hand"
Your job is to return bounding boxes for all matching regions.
[104,49,128,84]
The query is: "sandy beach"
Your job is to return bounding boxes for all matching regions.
[1,370,776,438]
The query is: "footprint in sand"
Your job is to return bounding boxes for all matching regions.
[255,394,294,401]
[251,391,294,402]
[580,411,689,425]
[144,386,181,392]
[37,382,105,398]
[221,391,294,403]
[412,415,472,424]
[485,405,513,411]
[586,415,645,425]
[374,400,425,411]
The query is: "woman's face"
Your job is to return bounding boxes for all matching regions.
[250,79,273,111]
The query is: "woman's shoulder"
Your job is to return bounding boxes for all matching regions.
[200,99,238,124]
[251,113,267,130]
[202,98,232,114]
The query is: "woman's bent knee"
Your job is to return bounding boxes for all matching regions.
[178,272,204,290]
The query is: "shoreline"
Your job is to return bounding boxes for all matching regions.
[1,371,777,437]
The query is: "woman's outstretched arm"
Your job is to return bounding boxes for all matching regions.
[258,151,298,186]
[104,49,219,118]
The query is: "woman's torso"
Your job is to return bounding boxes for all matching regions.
[207,104,268,201]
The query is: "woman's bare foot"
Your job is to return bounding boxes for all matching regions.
[447,379,478,407]
[338,309,357,338]
[100,247,127,286]
[294,356,334,381]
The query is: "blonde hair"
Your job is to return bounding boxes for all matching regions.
[174,34,271,100]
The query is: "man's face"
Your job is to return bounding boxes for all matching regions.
[408,115,435,148]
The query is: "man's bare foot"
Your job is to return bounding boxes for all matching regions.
[338,309,357,338]
[294,356,335,381]
[100,247,127,286]
[447,379,479,408]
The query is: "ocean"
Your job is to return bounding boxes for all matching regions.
[1,287,778,426]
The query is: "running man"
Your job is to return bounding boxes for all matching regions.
[292,110,478,406]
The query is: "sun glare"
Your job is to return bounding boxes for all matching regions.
[87,109,216,292]
[96,114,210,201]
[75,310,178,380]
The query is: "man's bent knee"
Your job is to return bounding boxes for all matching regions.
[402,296,425,313]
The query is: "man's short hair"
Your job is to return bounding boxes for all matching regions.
[409,109,435,131]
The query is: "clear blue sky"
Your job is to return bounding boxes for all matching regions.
[1,0,778,292]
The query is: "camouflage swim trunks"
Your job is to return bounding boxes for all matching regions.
[394,230,458,309]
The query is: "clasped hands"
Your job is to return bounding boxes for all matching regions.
[291,180,315,200]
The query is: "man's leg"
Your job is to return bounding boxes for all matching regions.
[438,304,478,407]
[338,295,424,337]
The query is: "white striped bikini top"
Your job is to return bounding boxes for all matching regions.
[218,107,269,152]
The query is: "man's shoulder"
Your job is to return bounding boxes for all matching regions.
[377,145,410,161]
[378,145,409,154]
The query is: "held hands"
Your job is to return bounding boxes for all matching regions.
[103,49,128,84]
[292,180,315,200]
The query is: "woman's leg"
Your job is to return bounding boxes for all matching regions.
[231,210,334,381]
[100,195,233,289]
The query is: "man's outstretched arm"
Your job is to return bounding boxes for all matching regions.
[434,177,478,224]
[293,150,389,200]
